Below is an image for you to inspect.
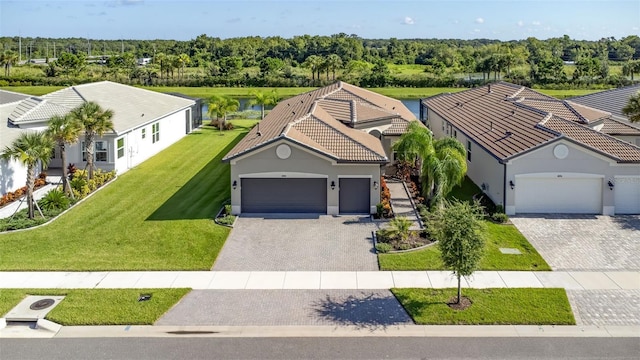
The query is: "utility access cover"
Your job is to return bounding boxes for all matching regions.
[4,296,65,322]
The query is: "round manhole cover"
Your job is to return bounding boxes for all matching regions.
[30,298,55,310]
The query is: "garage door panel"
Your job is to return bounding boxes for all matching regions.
[339,178,370,214]
[515,177,602,214]
[615,176,640,214]
[241,178,326,213]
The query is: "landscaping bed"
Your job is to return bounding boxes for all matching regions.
[0,288,190,325]
[392,288,575,325]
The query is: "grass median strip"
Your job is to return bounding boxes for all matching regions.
[0,288,190,326]
[392,288,575,325]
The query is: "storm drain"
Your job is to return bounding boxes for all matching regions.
[4,296,65,322]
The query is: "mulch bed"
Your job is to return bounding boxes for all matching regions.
[447,296,472,311]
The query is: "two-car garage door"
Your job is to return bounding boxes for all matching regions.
[241,178,327,213]
[515,175,602,214]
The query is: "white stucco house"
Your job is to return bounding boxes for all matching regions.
[1,81,202,195]
[421,82,640,215]
[222,81,419,215]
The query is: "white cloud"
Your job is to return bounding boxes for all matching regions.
[475,17,484,24]
[633,26,640,31]
[517,20,524,27]
[403,16,415,25]
[532,21,541,26]
[474,28,481,32]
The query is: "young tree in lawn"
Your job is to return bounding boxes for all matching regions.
[46,114,82,195]
[69,102,114,180]
[249,89,279,120]
[207,95,239,130]
[622,91,640,123]
[430,200,485,305]
[1,131,55,219]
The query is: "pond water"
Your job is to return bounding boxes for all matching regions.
[202,98,421,119]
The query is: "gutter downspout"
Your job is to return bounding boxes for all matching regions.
[502,162,507,209]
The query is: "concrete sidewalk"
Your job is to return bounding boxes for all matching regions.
[0,270,637,290]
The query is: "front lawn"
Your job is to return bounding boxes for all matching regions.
[0,122,254,270]
[0,289,190,325]
[392,288,575,325]
[378,177,550,271]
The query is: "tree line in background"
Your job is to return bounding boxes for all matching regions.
[1,33,640,88]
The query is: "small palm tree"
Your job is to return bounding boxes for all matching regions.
[249,89,279,120]
[385,216,413,242]
[69,102,114,180]
[208,95,239,130]
[1,131,55,219]
[622,91,640,123]
[46,114,82,195]
[1,50,19,77]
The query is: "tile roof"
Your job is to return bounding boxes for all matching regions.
[423,81,640,163]
[223,81,417,163]
[570,84,640,120]
[8,97,73,124]
[600,118,640,136]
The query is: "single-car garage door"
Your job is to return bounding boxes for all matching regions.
[339,178,370,214]
[515,175,602,214]
[615,176,640,214]
[241,178,327,213]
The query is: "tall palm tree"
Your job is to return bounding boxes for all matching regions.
[1,131,55,219]
[177,53,191,79]
[46,114,82,195]
[302,55,323,82]
[249,89,279,120]
[325,54,343,81]
[2,50,19,77]
[207,95,239,130]
[69,102,115,179]
[622,91,640,123]
[393,122,467,207]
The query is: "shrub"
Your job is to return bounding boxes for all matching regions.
[491,212,509,223]
[385,216,413,241]
[376,203,384,218]
[494,204,504,214]
[67,163,78,179]
[38,189,70,211]
[217,215,235,226]
[375,243,392,253]
[224,122,235,130]
[70,177,90,199]
[224,204,232,215]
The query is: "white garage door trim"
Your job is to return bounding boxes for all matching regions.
[515,173,603,214]
[614,176,640,214]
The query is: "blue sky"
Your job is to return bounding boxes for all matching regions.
[1,0,639,41]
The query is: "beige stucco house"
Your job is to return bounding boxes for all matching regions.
[222,81,418,215]
[421,82,640,216]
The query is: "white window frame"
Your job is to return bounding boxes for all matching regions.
[117,138,125,159]
[152,123,160,143]
[82,140,108,162]
[141,127,146,139]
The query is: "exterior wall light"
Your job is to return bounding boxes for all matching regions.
[330,181,336,190]
[607,180,614,190]
[509,180,515,190]
[373,181,379,190]
[232,180,237,190]
[481,183,487,191]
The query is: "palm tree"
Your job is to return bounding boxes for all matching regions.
[177,53,191,79]
[249,89,279,120]
[1,50,19,77]
[302,55,323,83]
[207,95,239,130]
[622,91,640,123]
[393,122,467,207]
[46,114,82,195]
[69,102,115,179]
[1,131,55,219]
[325,54,343,81]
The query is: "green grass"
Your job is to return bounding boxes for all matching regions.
[1,85,65,96]
[0,123,256,270]
[378,177,551,271]
[392,288,575,325]
[0,289,190,325]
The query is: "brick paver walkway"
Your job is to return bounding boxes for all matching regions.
[385,180,422,230]
[567,290,640,326]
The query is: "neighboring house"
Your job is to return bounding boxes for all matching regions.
[223,81,418,215]
[421,82,640,216]
[569,84,640,146]
[0,89,35,195]
[1,81,200,195]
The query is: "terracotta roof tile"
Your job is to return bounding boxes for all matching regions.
[223,81,414,163]
[599,118,640,136]
[570,85,640,120]
[423,82,640,163]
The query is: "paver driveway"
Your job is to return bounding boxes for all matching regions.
[510,215,640,271]
[212,215,380,271]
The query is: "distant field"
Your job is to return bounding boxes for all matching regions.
[2,85,605,100]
